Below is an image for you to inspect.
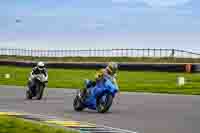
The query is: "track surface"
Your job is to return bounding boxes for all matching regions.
[0,86,200,133]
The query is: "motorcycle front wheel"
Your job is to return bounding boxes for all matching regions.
[96,93,113,113]
[36,84,44,100]
[26,90,32,100]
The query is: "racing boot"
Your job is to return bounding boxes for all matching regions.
[80,80,96,102]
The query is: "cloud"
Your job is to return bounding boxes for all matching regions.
[142,0,191,7]
[112,0,191,7]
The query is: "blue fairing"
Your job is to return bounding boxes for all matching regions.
[83,78,118,110]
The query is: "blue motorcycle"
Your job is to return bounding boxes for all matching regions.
[73,77,119,113]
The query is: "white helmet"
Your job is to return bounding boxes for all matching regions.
[37,61,45,71]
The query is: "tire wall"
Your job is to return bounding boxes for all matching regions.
[0,61,199,72]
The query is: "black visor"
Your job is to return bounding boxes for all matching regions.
[38,66,44,69]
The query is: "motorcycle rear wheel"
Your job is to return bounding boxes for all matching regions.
[73,94,85,111]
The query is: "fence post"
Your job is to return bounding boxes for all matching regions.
[160,48,162,57]
[153,48,156,57]
[171,49,175,58]
[142,49,145,57]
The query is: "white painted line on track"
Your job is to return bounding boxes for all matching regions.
[101,125,138,133]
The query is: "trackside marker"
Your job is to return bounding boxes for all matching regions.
[5,74,10,79]
[177,76,185,86]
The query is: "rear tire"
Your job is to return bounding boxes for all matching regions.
[96,93,113,113]
[73,95,85,111]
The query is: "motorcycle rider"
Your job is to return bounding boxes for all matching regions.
[81,62,119,99]
[28,61,48,94]
[95,62,118,84]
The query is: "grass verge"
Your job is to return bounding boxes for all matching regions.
[0,66,200,95]
[0,115,77,133]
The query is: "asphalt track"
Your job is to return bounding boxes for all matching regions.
[0,86,200,133]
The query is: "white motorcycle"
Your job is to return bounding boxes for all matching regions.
[26,73,48,100]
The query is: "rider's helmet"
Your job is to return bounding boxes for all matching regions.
[37,61,45,71]
[106,62,118,75]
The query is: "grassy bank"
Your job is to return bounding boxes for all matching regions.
[0,55,200,63]
[0,66,200,95]
[0,115,77,133]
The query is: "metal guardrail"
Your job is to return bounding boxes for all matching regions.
[0,48,200,58]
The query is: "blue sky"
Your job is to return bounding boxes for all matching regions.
[0,0,200,52]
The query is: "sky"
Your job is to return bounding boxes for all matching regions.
[0,0,200,52]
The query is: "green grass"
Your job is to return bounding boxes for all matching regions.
[0,66,200,95]
[0,115,77,133]
[0,55,200,63]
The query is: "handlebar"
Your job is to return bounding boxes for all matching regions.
[29,74,48,82]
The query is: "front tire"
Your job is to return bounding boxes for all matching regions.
[73,95,85,111]
[36,85,44,100]
[26,90,32,100]
[96,93,113,113]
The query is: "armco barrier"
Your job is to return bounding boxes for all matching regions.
[0,60,199,72]
[118,64,185,72]
[192,64,200,72]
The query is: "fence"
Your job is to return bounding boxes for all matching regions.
[0,48,200,58]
